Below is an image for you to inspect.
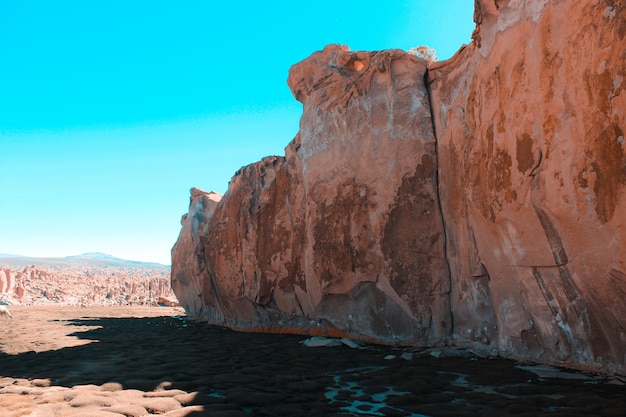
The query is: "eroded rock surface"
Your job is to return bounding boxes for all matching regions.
[429,0,626,374]
[0,261,174,306]
[172,45,450,344]
[172,0,626,374]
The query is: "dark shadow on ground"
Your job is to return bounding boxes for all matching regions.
[1,315,625,416]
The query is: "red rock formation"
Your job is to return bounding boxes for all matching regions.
[172,45,450,344]
[171,188,223,318]
[430,0,626,374]
[0,263,174,306]
[172,0,626,374]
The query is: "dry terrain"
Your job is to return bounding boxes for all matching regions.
[0,305,624,416]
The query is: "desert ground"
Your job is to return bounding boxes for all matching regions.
[0,305,624,417]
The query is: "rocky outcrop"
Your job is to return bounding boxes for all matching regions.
[172,0,625,374]
[0,259,175,306]
[172,46,450,343]
[429,0,626,374]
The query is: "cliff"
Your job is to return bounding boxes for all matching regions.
[172,0,626,375]
[430,0,626,375]
[172,47,450,343]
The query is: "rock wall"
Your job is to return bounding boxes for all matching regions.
[429,0,626,374]
[172,0,626,374]
[172,46,450,344]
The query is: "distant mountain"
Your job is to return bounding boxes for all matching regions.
[0,253,170,270]
[66,252,121,260]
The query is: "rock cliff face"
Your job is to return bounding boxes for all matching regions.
[172,0,626,374]
[429,0,626,374]
[172,47,450,343]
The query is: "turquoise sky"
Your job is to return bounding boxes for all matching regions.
[0,1,475,265]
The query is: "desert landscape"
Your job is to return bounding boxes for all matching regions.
[1,0,625,415]
[1,305,625,417]
[0,253,176,307]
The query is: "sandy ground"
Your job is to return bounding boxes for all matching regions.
[0,305,624,417]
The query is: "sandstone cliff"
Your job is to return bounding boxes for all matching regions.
[429,0,626,375]
[172,47,449,343]
[172,0,626,375]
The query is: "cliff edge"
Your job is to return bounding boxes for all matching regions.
[172,0,626,375]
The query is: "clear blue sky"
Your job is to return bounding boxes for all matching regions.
[0,1,475,265]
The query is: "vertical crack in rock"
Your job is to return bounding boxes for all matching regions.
[423,66,455,339]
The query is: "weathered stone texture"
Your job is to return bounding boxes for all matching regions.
[430,0,626,373]
[172,0,626,374]
[171,188,223,318]
[0,263,173,306]
[172,45,450,344]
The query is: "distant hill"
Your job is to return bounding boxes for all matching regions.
[0,252,170,270]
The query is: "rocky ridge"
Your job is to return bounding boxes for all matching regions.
[0,254,176,306]
[172,0,626,375]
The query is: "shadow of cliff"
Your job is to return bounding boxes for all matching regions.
[1,315,625,416]
[0,314,362,414]
[0,315,343,391]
